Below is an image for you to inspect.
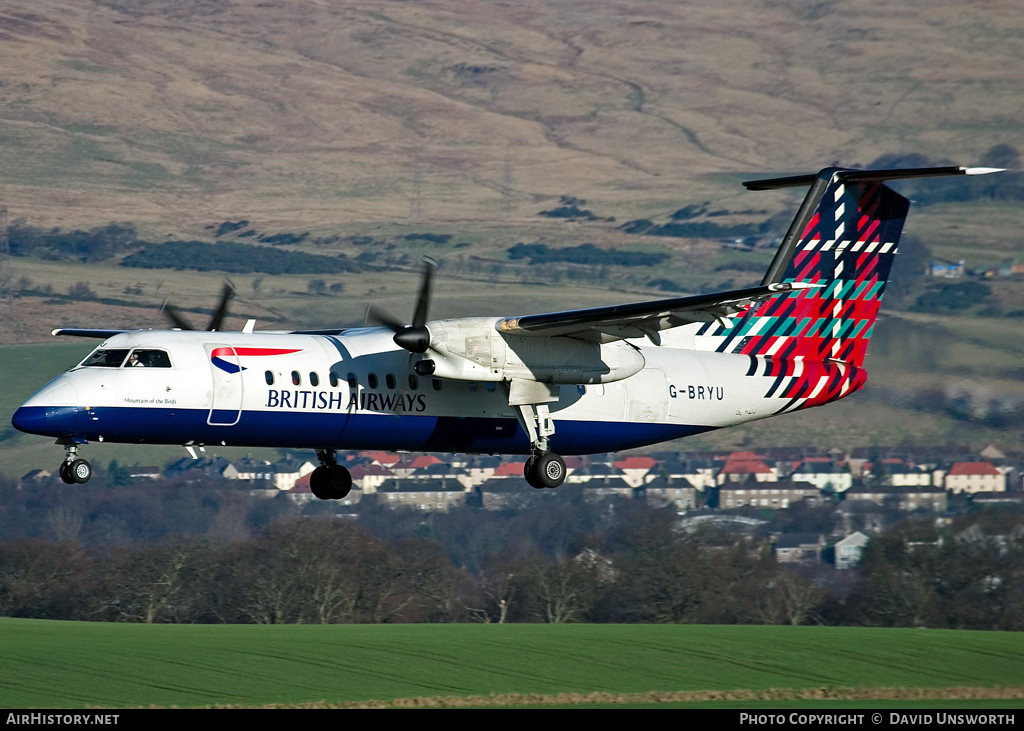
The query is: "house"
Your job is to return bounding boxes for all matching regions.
[834,531,870,570]
[882,463,934,488]
[614,455,658,488]
[717,452,778,485]
[457,456,502,489]
[718,481,820,510]
[377,480,466,512]
[945,462,1006,494]
[223,456,273,482]
[476,477,528,510]
[348,463,394,494]
[638,476,697,510]
[775,533,825,564]
[790,460,852,493]
[579,477,635,502]
[390,455,443,479]
[843,485,948,512]
[925,259,965,278]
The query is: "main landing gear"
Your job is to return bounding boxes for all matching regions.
[309,449,352,501]
[57,439,91,484]
[524,451,566,489]
[516,403,567,490]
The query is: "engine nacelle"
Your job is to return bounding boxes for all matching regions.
[424,317,645,384]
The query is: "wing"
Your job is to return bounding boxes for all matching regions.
[495,282,819,344]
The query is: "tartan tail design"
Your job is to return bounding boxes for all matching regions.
[698,172,910,413]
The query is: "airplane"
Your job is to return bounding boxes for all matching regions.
[11,164,999,498]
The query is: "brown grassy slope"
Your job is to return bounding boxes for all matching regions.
[0,0,1020,235]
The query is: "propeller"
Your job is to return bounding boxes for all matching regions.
[366,259,436,358]
[160,281,236,331]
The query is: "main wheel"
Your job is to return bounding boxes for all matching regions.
[527,452,566,489]
[59,462,75,485]
[523,456,545,489]
[69,459,92,484]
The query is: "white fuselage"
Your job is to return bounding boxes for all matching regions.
[13,324,849,455]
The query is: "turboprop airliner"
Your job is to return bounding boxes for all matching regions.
[12,165,998,498]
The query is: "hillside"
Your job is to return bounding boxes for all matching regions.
[0,0,1020,233]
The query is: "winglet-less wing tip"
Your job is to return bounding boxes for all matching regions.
[963,167,1006,176]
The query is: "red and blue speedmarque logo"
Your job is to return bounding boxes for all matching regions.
[211,347,301,374]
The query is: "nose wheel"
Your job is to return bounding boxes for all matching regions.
[57,440,91,484]
[310,449,352,500]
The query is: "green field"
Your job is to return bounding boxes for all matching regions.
[0,620,1022,708]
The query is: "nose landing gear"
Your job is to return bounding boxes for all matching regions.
[309,449,352,500]
[56,439,91,484]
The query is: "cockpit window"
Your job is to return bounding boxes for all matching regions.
[80,349,130,368]
[125,349,172,368]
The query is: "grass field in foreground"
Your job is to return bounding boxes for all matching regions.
[1,620,1022,708]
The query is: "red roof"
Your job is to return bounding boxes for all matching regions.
[614,456,656,470]
[408,455,442,469]
[721,460,773,474]
[720,451,773,474]
[494,462,527,477]
[362,451,401,466]
[948,462,1000,476]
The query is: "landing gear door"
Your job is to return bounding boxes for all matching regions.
[206,344,243,426]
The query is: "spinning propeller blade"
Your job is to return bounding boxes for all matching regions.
[366,260,437,354]
[161,280,235,332]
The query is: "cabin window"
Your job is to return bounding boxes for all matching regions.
[329,372,339,388]
[408,375,419,390]
[265,371,274,386]
[368,373,378,389]
[309,372,319,387]
[386,373,396,389]
[432,379,443,391]
[485,382,496,393]
[125,349,172,368]
[468,382,478,392]
[291,371,301,386]
[347,372,357,389]
[80,349,130,368]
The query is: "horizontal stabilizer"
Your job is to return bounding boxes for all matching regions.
[743,165,1001,191]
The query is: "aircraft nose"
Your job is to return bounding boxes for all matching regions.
[12,379,81,436]
[11,405,49,435]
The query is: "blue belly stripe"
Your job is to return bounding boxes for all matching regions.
[13,405,711,455]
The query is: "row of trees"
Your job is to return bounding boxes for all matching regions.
[0,516,818,625]
[1,492,1022,628]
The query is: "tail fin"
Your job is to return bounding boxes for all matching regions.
[696,165,996,412]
